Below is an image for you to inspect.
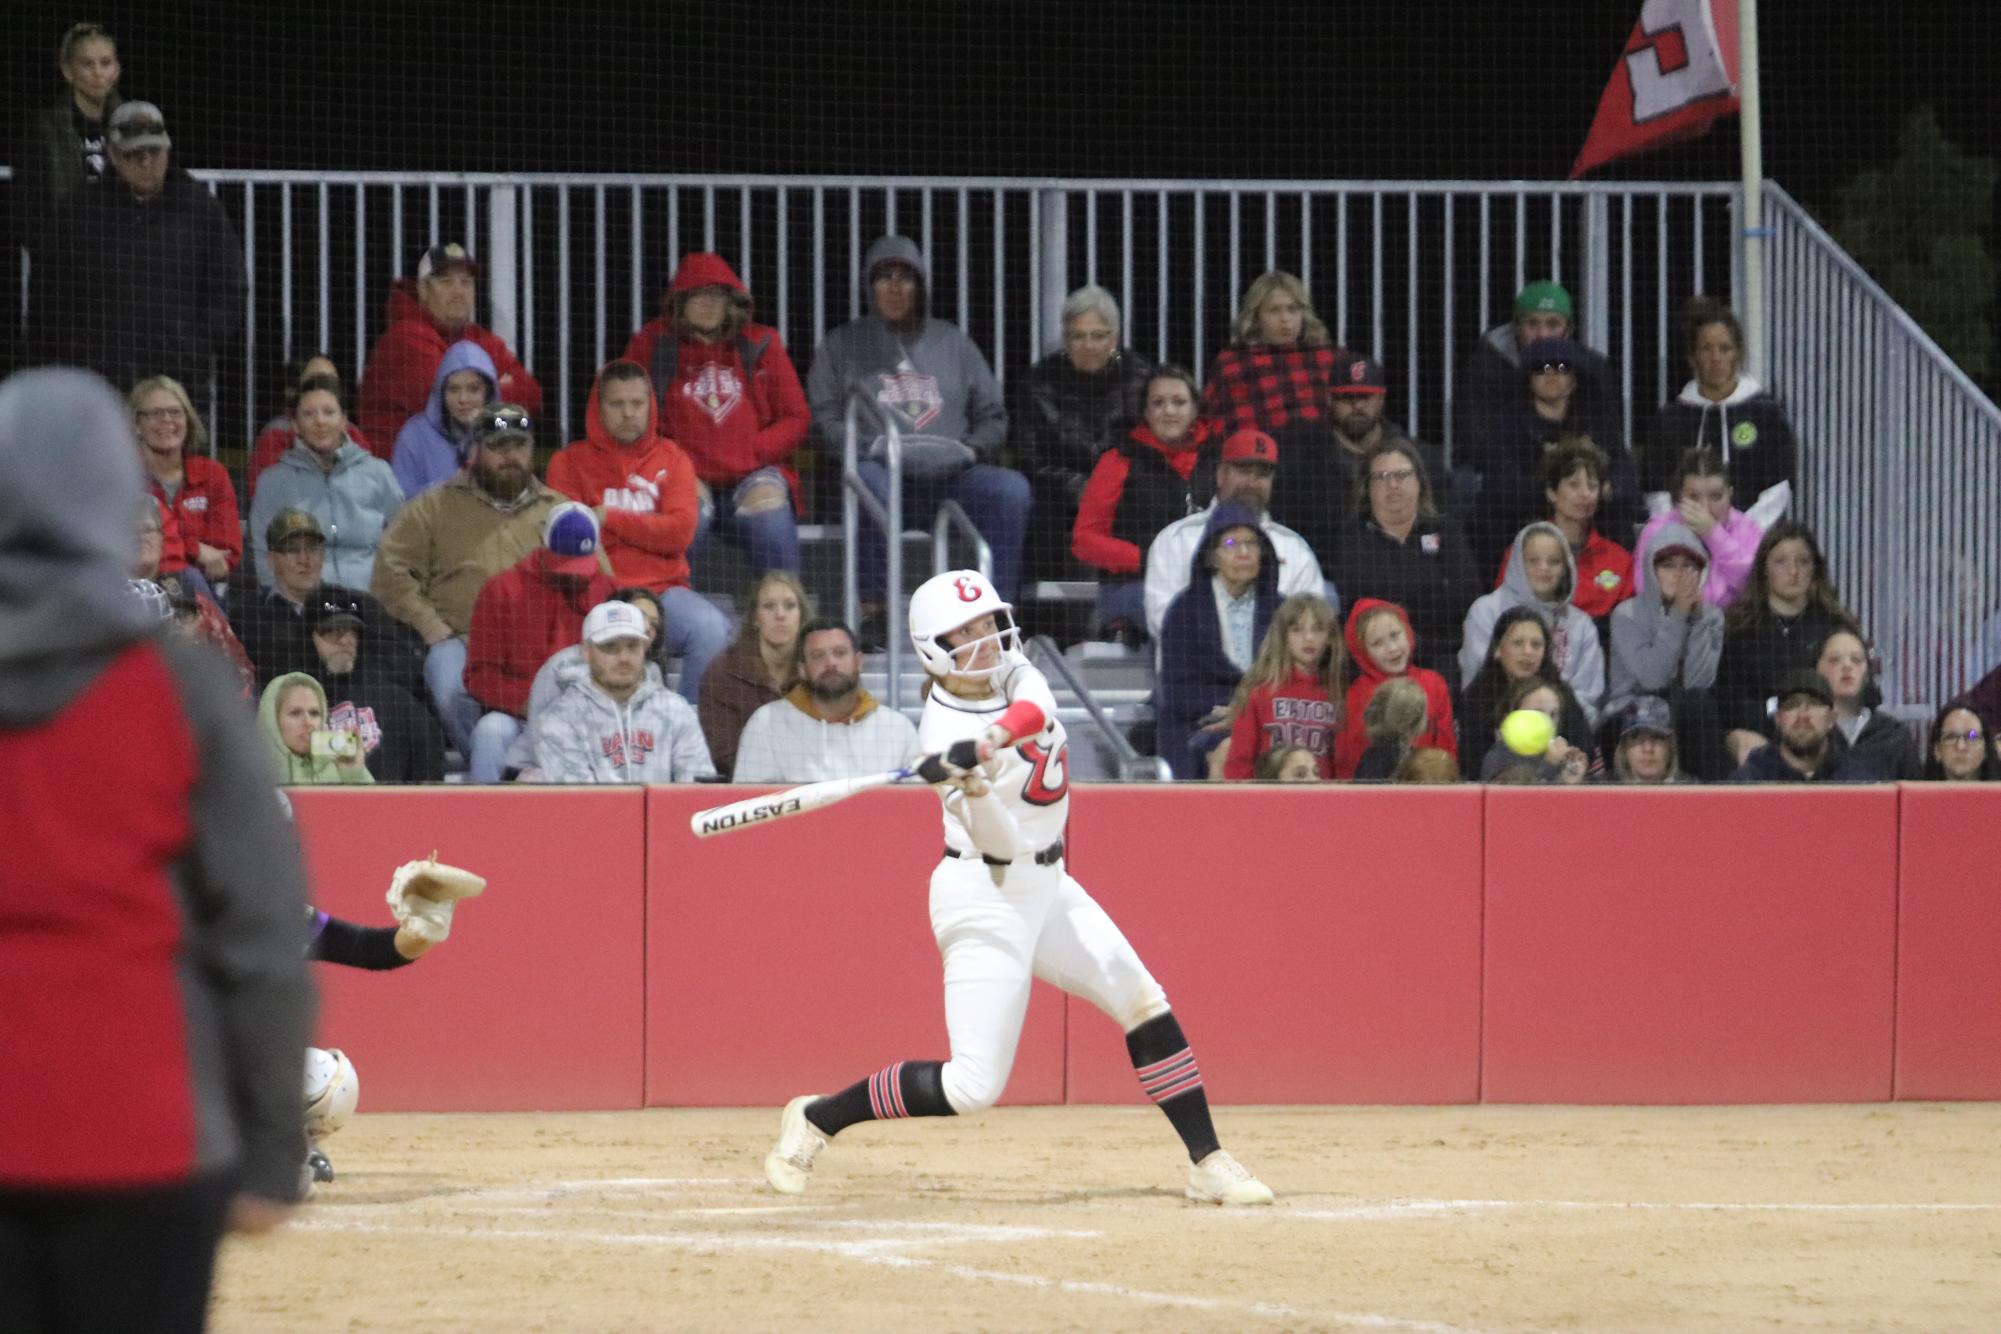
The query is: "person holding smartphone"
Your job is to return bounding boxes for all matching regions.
[256,671,373,785]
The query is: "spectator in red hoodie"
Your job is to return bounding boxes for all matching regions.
[130,375,239,587]
[354,243,541,458]
[1332,598,1456,778]
[1072,366,1212,641]
[1221,593,1345,780]
[462,501,617,783]
[623,252,810,575]
[545,359,732,699]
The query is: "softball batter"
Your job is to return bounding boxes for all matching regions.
[763,570,1272,1205]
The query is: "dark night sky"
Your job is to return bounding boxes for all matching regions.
[6,2,1989,215]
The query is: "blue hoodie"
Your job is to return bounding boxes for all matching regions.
[1154,501,1282,779]
[391,341,499,498]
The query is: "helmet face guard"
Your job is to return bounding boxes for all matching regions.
[909,570,1019,679]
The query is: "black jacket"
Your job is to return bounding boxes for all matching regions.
[1469,394,1641,561]
[318,668,446,783]
[31,167,245,391]
[1647,380,1799,510]
[1010,348,1154,496]
[1729,742,1879,783]
[1714,606,1854,735]
[9,91,124,258]
[1266,421,1449,569]
[231,582,423,693]
[1327,515,1482,680]
[1837,710,1923,782]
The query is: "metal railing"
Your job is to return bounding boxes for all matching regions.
[1764,182,2001,711]
[1024,635,1171,782]
[840,389,995,711]
[8,166,1996,708]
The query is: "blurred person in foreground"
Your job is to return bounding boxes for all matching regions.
[0,368,313,1330]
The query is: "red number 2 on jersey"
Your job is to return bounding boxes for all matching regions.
[1018,739,1069,806]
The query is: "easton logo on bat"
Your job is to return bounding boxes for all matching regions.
[699,795,804,832]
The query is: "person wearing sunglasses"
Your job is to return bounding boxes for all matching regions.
[1468,334,1639,566]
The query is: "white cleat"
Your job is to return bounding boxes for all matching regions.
[1186,1149,1274,1206]
[763,1095,829,1195]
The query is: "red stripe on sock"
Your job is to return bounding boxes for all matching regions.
[1149,1070,1205,1102]
[883,1062,907,1118]
[1135,1047,1195,1079]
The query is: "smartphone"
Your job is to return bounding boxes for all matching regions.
[309,729,357,760]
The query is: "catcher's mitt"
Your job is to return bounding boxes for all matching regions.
[385,856,486,944]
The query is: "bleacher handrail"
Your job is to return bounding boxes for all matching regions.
[841,387,903,705]
[1024,634,1171,782]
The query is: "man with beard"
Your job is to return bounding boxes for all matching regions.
[372,405,566,759]
[730,617,920,783]
[305,595,446,782]
[1270,355,1450,567]
[1729,672,1880,782]
[233,508,416,690]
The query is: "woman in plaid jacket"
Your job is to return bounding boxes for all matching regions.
[1200,271,1349,440]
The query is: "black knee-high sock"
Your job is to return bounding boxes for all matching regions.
[1126,1012,1221,1163]
[805,1060,954,1137]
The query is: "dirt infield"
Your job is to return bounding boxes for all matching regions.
[213,1104,2001,1332]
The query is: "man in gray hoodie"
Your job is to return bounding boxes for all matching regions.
[807,235,1028,608]
[0,368,314,1329]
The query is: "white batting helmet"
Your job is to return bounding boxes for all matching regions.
[303,1046,359,1139]
[908,569,1019,680]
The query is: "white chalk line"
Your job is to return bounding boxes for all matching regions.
[289,1217,1483,1334]
[1256,1197,2001,1222]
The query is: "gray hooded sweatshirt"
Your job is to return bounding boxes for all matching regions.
[1458,520,1607,724]
[805,234,1008,475]
[1604,519,1725,718]
[0,368,313,1201]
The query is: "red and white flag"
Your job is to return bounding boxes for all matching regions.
[1571,0,1741,178]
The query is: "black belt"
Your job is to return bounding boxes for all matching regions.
[944,839,1063,868]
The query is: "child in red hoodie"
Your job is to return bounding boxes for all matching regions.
[1222,593,1345,779]
[1333,598,1458,778]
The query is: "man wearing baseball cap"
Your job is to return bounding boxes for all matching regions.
[1328,358,1440,536]
[372,404,568,759]
[1452,279,1614,468]
[460,502,617,783]
[533,600,717,784]
[355,240,542,455]
[233,506,417,690]
[1141,427,1327,642]
[303,594,446,782]
[1601,696,1692,784]
[29,98,246,391]
[1728,671,1879,783]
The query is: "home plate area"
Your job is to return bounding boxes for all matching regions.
[212,1105,2001,1332]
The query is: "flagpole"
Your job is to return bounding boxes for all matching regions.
[1737,0,1765,377]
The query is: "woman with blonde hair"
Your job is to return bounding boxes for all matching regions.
[131,375,239,586]
[1201,271,1345,438]
[1221,592,1345,780]
[697,570,813,777]
[258,673,374,786]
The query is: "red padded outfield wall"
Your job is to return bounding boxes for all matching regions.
[1482,787,1899,1103]
[1062,785,1484,1105]
[286,785,2001,1111]
[1895,786,2001,1099]
[292,787,648,1111]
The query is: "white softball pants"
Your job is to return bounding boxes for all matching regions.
[927,856,1169,1114]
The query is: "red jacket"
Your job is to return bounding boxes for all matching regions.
[464,549,617,716]
[249,419,371,496]
[620,253,810,510]
[1223,667,1340,779]
[147,454,242,572]
[1494,527,1635,621]
[1071,422,1209,576]
[1,644,199,1184]
[1333,598,1457,778]
[545,362,702,593]
[355,281,542,457]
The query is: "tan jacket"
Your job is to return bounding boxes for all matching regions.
[370,473,568,642]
